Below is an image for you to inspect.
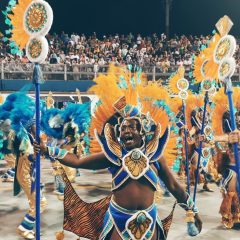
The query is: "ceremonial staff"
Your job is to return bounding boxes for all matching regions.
[213,20,240,196]
[191,16,240,200]
[3,1,53,239]
[167,67,199,235]
[192,81,210,203]
[208,16,240,196]
[167,66,191,194]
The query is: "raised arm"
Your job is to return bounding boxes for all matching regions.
[58,152,111,170]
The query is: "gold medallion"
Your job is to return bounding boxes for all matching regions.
[25,3,47,33]
[123,150,149,179]
[28,38,42,59]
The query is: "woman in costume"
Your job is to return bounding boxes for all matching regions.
[35,65,202,240]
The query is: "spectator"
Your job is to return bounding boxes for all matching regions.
[1,32,240,77]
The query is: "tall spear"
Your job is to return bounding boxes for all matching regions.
[167,66,191,193]
[192,88,209,203]
[182,99,190,194]
[33,63,43,239]
[223,73,240,196]
[214,16,240,196]
[3,1,53,239]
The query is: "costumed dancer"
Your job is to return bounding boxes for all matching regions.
[185,95,217,192]
[2,0,53,238]
[34,65,202,240]
[0,92,47,239]
[41,102,91,201]
[192,15,240,228]
[166,66,193,194]
[212,88,240,228]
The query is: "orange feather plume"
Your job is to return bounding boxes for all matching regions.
[8,0,31,50]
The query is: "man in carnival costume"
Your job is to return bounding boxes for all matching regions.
[35,66,202,240]
[212,88,240,229]
[0,92,47,240]
[184,90,221,192]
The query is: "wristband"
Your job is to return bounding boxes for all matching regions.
[178,193,199,214]
[47,146,68,160]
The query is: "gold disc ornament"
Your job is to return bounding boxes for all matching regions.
[201,79,212,92]
[208,86,216,97]
[204,125,213,137]
[26,36,49,63]
[213,35,236,63]
[218,57,236,81]
[178,90,188,100]
[202,147,211,159]
[24,0,53,37]
[177,78,189,91]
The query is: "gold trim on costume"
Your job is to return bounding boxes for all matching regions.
[104,123,122,159]
[146,123,161,156]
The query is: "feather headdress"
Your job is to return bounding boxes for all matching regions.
[89,64,177,166]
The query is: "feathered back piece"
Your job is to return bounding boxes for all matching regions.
[41,103,91,140]
[193,33,221,84]
[61,103,91,135]
[1,92,35,137]
[212,87,240,135]
[3,0,32,54]
[41,108,64,139]
[167,66,185,94]
[89,64,177,166]
[0,91,35,155]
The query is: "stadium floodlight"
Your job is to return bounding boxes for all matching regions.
[165,0,173,38]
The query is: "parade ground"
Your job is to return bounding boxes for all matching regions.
[0,160,239,240]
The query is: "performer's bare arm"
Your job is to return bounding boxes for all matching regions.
[58,152,111,170]
[33,141,111,170]
[158,156,187,202]
[157,156,202,232]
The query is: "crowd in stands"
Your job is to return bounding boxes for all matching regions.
[1,32,240,76]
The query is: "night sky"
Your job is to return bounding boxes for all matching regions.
[1,0,240,37]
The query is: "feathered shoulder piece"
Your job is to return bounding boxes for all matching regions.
[0,91,35,155]
[41,103,91,140]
